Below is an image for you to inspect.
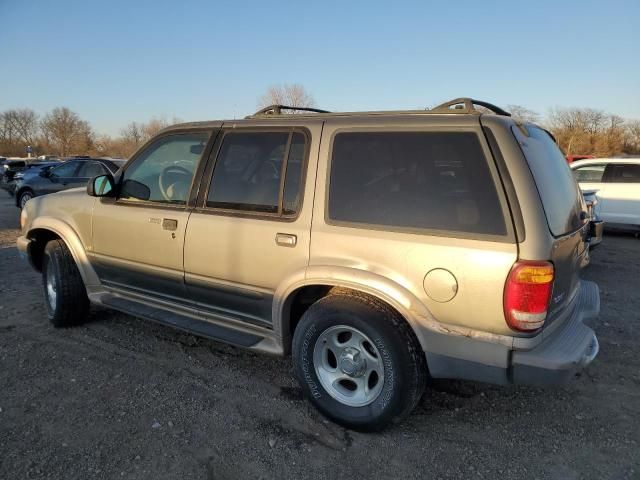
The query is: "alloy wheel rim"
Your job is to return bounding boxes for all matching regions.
[46,264,57,310]
[21,193,32,208]
[312,325,385,407]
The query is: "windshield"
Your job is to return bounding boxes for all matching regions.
[513,125,583,236]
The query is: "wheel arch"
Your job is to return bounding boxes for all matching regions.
[274,266,438,354]
[26,217,100,286]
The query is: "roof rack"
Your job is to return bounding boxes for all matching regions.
[430,98,511,117]
[247,105,331,118]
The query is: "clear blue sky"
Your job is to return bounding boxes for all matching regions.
[1,0,638,135]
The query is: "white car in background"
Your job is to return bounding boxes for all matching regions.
[571,158,640,233]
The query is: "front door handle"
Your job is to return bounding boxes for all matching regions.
[162,218,178,231]
[275,233,297,247]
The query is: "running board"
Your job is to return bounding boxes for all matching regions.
[101,295,263,348]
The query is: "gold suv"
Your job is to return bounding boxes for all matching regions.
[17,98,601,430]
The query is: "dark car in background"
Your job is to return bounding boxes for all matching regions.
[15,158,125,208]
[2,159,67,196]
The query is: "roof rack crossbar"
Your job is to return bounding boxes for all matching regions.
[430,98,511,117]
[248,105,331,118]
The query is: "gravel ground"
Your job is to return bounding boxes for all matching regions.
[0,190,638,480]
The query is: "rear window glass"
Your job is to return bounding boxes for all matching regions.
[513,126,583,236]
[328,131,507,236]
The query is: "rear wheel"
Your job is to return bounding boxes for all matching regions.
[42,239,90,327]
[19,189,34,209]
[292,293,426,431]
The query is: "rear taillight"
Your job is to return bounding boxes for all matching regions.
[504,261,554,332]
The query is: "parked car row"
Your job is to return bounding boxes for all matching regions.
[0,156,64,195]
[1,157,125,207]
[13,157,124,208]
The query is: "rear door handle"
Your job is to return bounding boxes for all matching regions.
[162,218,178,231]
[275,233,297,247]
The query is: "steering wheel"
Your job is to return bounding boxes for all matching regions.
[158,165,192,201]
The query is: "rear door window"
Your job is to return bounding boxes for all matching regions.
[328,131,507,236]
[206,130,307,216]
[513,126,583,236]
[605,163,640,183]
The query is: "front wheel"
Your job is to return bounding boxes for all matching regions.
[19,190,34,209]
[292,293,426,431]
[42,239,90,327]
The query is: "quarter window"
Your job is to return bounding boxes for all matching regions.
[207,131,306,216]
[328,132,507,236]
[77,161,107,178]
[120,133,210,204]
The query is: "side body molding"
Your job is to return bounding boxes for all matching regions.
[274,265,522,353]
[28,216,101,287]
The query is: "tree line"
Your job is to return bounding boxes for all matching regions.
[2,85,639,159]
[0,107,178,159]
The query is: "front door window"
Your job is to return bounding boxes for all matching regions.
[120,133,210,204]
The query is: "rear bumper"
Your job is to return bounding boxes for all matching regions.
[425,281,600,386]
[511,291,599,385]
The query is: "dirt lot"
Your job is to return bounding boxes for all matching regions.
[0,190,638,480]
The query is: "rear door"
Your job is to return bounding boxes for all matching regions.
[183,121,321,327]
[599,163,640,226]
[512,125,587,316]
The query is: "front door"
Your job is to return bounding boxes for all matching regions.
[183,123,321,326]
[599,163,640,226]
[90,130,213,301]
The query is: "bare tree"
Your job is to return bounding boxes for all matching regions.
[505,105,540,124]
[120,121,144,146]
[546,107,628,156]
[4,109,40,146]
[111,116,181,158]
[41,107,93,156]
[258,84,315,112]
[625,120,640,153]
[141,117,171,140]
[0,109,41,156]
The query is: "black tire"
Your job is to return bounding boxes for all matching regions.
[18,189,34,209]
[42,239,90,328]
[292,292,426,431]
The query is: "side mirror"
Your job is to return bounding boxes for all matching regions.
[39,169,51,178]
[87,174,115,197]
